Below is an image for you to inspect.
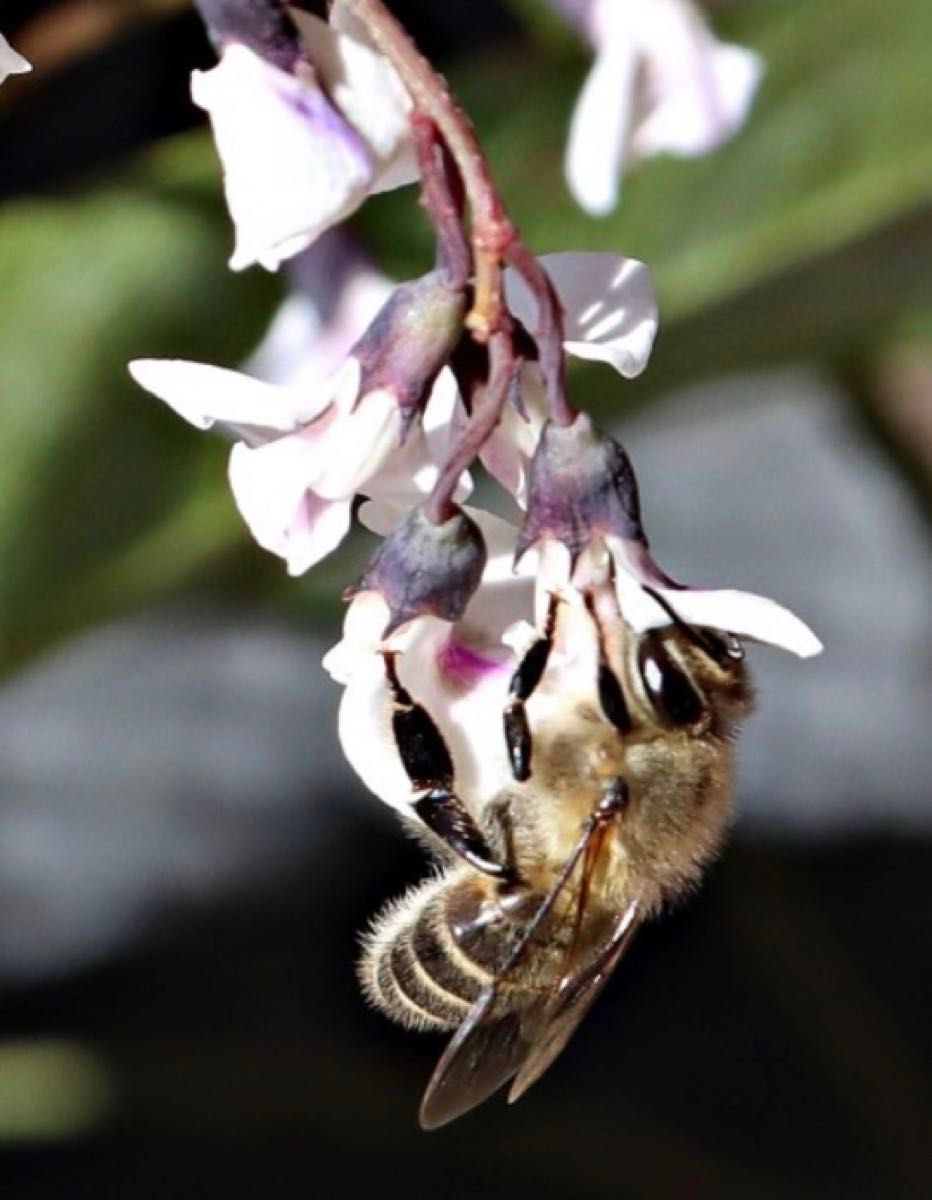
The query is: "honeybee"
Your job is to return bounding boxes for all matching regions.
[359,589,751,1128]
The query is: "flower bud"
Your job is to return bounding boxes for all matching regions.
[351,272,467,435]
[515,412,648,567]
[347,507,487,636]
[196,0,300,69]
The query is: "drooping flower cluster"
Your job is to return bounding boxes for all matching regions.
[130,0,819,845]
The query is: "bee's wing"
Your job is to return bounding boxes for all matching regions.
[418,982,541,1130]
[507,898,641,1103]
[419,895,642,1129]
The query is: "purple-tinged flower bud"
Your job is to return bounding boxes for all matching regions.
[348,507,487,636]
[351,272,467,435]
[515,412,648,568]
[196,0,300,70]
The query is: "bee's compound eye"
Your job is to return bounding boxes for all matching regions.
[637,634,706,727]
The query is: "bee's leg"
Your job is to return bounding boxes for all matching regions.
[503,593,560,782]
[584,591,633,735]
[480,796,520,882]
[383,653,511,880]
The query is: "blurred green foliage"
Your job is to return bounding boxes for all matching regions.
[0,0,930,674]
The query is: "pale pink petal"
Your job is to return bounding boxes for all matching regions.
[309,386,402,499]
[332,617,514,818]
[631,0,763,159]
[0,33,30,83]
[128,358,331,440]
[614,568,822,658]
[335,649,421,815]
[360,370,472,525]
[228,427,358,572]
[563,3,639,215]
[246,265,394,389]
[192,45,374,271]
[281,492,353,576]
[479,364,549,506]
[505,254,657,381]
[291,6,417,193]
[545,253,658,378]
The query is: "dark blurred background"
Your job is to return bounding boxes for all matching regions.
[0,2,930,1197]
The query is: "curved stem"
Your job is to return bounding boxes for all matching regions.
[411,113,471,290]
[424,331,515,524]
[342,0,513,338]
[504,243,575,427]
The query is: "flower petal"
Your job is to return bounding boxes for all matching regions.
[479,363,549,506]
[325,597,515,819]
[0,33,30,83]
[291,6,418,193]
[192,44,375,271]
[228,432,353,573]
[308,386,402,500]
[615,569,822,658]
[246,257,394,389]
[631,0,763,160]
[128,358,336,442]
[563,3,639,215]
[505,253,658,380]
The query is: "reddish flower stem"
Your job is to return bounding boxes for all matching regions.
[342,0,511,339]
[423,330,515,524]
[343,0,577,520]
[504,242,575,427]
[410,113,471,290]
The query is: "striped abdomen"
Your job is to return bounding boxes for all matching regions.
[359,869,542,1031]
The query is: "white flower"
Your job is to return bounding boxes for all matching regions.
[324,508,820,820]
[324,510,532,816]
[128,355,464,577]
[0,32,31,84]
[195,4,416,271]
[562,0,763,214]
[244,238,395,388]
[483,251,659,504]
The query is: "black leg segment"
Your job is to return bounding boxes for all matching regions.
[503,595,559,782]
[383,654,509,879]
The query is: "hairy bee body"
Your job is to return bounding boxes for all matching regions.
[357,619,748,1123]
[361,624,751,1047]
[364,864,621,1030]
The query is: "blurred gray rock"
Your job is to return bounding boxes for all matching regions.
[0,615,352,984]
[0,369,929,983]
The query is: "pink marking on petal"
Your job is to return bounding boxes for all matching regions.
[438,637,509,692]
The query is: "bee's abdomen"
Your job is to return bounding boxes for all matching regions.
[359,872,500,1032]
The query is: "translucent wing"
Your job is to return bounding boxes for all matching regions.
[419,897,640,1128]
[508,899,640,1103]
[418,984,540,1130]
[419,797,639,1129]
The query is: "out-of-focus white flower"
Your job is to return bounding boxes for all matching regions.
[561,0,763,215]
[0,32,31,84]
[129,355,464,577]
[194,3,416,271]
[483,251,659,504]
[324,506,820,820]
[244,236,395,388]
